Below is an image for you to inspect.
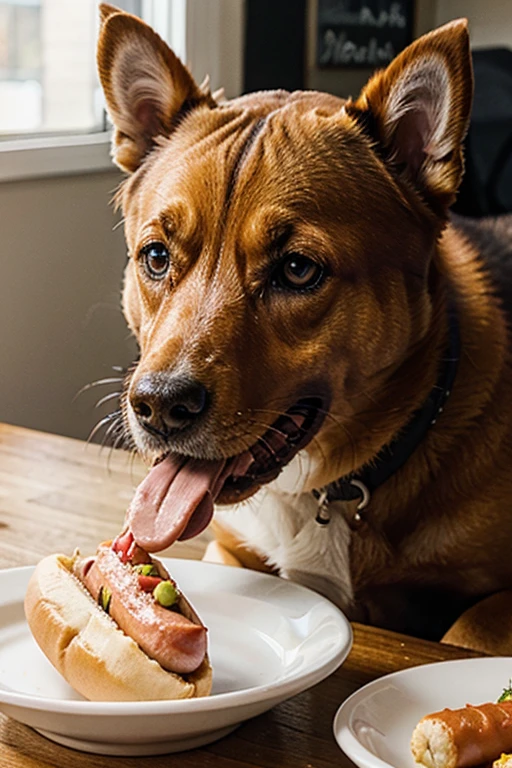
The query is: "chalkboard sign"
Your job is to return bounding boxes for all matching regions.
[317,0,415,69]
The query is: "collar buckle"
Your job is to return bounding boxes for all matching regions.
[315,479,371,528]
[314,302,459,530]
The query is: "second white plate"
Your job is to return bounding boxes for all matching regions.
[334,656,512,768]
[0,559,352,755]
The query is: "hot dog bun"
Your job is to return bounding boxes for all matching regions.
[411,701,512,768]
[24,552,212,701]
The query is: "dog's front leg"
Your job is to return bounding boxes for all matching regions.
[442,590,512,655]
[203,539,244,568]
[202,520,275,573]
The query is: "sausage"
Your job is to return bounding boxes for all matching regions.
[74,544,207,675]
[411,701,512,768]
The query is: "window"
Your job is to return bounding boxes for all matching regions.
[0,0,144,137]
[0,0,243,181]
[0,0,41,132]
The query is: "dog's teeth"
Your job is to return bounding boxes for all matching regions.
[231,451,255,477]
[224,402,318,488]
[251,443,269,463]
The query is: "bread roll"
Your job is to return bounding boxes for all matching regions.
[411,701,512,768]
[25,552,212,701]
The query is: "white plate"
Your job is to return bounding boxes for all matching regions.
[334,656,512,768]
[0,559,352,756]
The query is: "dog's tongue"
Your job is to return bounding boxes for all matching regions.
[128,455,227,552]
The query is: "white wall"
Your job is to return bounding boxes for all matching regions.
[436,0,512,48]
[0,170,137,442]
[187,0,245,99]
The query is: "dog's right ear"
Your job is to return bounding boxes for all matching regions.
[97,4,215,172]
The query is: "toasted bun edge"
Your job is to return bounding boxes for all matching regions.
[24,553,212,701]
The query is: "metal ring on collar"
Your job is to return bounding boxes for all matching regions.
[350,479,371,510]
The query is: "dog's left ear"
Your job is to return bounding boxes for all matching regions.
[97,4,216,172]
[346,19,473,212]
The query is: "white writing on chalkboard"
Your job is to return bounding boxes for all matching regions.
[323,2,407,29]
[319,30,396,66]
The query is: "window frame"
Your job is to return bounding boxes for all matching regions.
[0,0,244,182]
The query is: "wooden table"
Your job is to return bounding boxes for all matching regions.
[0,423,479,768]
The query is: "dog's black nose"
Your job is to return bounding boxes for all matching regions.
[130,374,209,434]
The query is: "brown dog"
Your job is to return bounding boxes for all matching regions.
[97,5,512,652]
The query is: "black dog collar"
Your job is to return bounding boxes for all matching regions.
[313,304,461,528]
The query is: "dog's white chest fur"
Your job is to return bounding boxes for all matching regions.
[215,456,354,610]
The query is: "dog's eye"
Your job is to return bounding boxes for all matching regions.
[140,242,170,280]
[272,254,324,291]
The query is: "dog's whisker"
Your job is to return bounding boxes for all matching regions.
[250,406,359,475]
[83,377,123,389]
[250,404,360,455]
[250,405,346,435]
[121,444,142,487]
[247,418,292,439]
[99,412,125,455]
[259,436,277,457]
[112,217,126,232]
[103,424,123,467]
[95,391,121,409]
[100,417,120,450]
[239,417,331,494]
[342,384,415,415]
[87,410,121,446]
[319,409,358,469]
[108,429,129,475]
[229,432,258,457]
[306,433,329,482]
[74,377,124,402]
[103,406,139,472]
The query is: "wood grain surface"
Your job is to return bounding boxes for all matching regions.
[0,423,479,768]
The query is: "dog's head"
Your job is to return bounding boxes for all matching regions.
[97,5,472,529]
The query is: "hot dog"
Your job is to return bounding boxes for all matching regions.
[411,701,512,768]
[24,533,212,701]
